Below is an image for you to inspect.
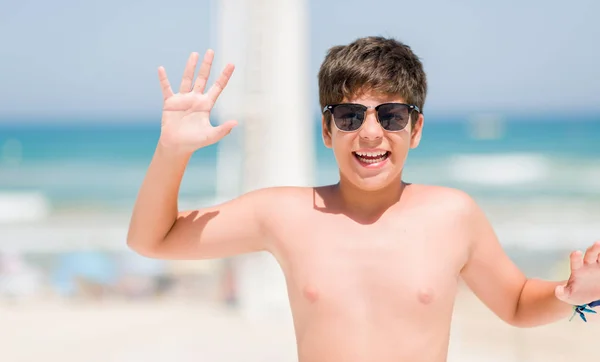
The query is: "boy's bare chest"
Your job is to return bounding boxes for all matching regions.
[277,218,467,309]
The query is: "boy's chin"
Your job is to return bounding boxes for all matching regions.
[344,172,401,192]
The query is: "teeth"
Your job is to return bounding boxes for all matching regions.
[359,156,385,163]
[355,151,387,157]
[355,152,388,164]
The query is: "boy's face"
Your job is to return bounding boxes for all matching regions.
[321,91,423,191]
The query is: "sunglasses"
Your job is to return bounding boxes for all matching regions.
[322,103,420,132]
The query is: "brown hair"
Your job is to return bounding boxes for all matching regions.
[318,36,427,129]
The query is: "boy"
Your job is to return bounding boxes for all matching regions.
[127,36,600,362]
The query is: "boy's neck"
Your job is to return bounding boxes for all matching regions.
[336,174,406,223]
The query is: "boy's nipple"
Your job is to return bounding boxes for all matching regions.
[417,288,435,305]
[303,285,319,303]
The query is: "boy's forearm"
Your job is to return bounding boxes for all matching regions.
[127,143,192,252]
[512,278,573,327]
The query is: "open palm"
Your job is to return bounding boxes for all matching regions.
[158,50,237,154]
[555,243,600,307]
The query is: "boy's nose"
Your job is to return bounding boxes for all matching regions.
[358,112,383,141]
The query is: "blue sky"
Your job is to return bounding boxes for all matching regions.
[0,0,598,121]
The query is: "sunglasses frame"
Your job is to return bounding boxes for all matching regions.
[322,102,421,133]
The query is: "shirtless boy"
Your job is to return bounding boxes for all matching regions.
[127,36,600,362]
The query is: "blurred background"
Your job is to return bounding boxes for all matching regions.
[1,0,599,361]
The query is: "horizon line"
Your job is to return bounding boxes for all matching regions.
[0,110,599,124]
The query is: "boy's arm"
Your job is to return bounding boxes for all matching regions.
[126,144,271,260]
[459,196,574,327]
[128,49,272,260]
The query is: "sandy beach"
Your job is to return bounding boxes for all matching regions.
[2,283,598,362]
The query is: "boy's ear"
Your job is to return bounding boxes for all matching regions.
[409,113,424,149]
[322,116,333,148]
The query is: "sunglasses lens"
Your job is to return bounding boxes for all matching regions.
[377,104,410,131]
[332,104,365,131]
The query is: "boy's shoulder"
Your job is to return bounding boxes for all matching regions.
[246,184,343,211]
[243,185,321,210]
[404,183,479,216]
[248,185,318,200]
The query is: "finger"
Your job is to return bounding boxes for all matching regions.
[571,250,584,271]
[584,241,600,265]
[179,52,199,94]
[206,64,235,104]
[193,49,214,93]
[214,120,238,139]
[555,285,568,301]
[157,66,174,101]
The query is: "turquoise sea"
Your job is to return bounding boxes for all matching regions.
[1,113,600,215]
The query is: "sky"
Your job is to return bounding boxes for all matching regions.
[0,0,599,121]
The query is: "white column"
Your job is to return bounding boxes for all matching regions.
[213,0,249,204]
[215,0,314,322]
[242,0,314,189]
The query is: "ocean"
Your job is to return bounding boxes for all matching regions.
[1,114,600,251]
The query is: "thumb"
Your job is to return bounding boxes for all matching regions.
[214,120,238,139]
[555,284,569,302]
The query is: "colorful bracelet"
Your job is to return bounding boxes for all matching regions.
[570,300,600,322]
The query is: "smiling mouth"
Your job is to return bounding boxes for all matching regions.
[353,151,390,164]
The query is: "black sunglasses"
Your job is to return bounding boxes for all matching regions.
[322,103,420,132]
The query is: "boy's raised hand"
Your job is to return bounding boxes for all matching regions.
[555,241,600,308]
[157,50,237,155]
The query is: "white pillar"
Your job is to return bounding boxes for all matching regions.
[242,0,314,189]
[213,0,249,204]
[215,0,314,322]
